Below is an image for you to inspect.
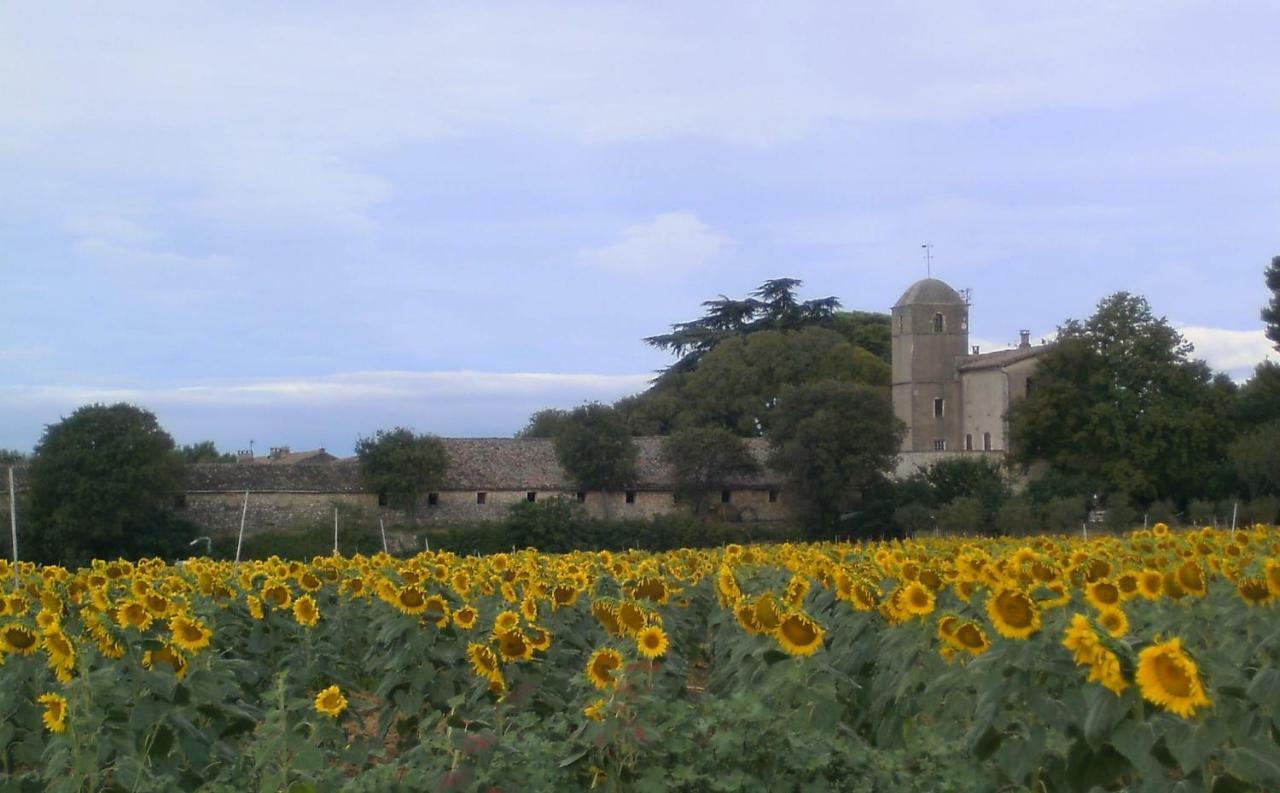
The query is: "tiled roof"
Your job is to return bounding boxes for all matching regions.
[248,449,339,465]
[958,344,1050,371]
[893,278,965,308]
[189,437,783,493]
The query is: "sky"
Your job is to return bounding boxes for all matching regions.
[2,2,1278,456]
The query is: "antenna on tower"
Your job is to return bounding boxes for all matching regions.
[921,243,933,277]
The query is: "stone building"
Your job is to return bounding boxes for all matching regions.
[891,277,1049,475]
[182,437,789,536]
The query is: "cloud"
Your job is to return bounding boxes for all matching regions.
[66,212,236,269]
[1179,326,1278,375]
[579,212,732,275]
[0,370,652,409]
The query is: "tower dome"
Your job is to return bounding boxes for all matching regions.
[893,278,964,308]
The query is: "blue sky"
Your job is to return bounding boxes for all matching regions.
[2,2,1278,455]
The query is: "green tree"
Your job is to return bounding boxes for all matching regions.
[1235,361,1280,427]
[1263,255,1280,352]
[918,457,1010,522]
[0,448,26,464]
[767,381,904,534]
[553,403,638,491]
[514,408,574,439]
[178,440,236,464]
[26,403,191,564]
[354,428,448,514]
[660,427,760,514]
[1229,421,1280,498]
[1008,292,1235,505]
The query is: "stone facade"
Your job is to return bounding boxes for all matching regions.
[892,277,1050,458]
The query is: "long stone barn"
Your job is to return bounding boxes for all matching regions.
[181,437,790,537]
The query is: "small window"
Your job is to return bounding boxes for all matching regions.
[933,313,945,333]
[377,490,387,507]
[526,491,537,502]
[965,434,973,451]
[933,398,944,418]
[625,490,636,504]
[934,439,946,452]
[768,489,779,503]
[427,492,439,507]
[897,313,904,332]
[173,493,187,510]
[983,432,992,451]
[576,491,586,503]
[476,491,487,505]
[721,490,732,504]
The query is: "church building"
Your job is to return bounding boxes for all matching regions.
[891,278,1049,472]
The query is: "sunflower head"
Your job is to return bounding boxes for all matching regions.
[0,624,40,656]
[1136,638,1211,718]
[314,685,348,717]
[636,626,669,659]
[987,588,1041,640]
[586,647,624,690]
[37,692,68,733]
[774,612,824,657]
[292,595,320,627]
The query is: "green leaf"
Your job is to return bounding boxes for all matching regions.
[1082,687,1130,751]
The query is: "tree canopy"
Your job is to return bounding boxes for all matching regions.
[1263,255,1280,352]
[1008,292,1234,505]
[178,441,237,464]
[660,427,760,514]
[354,428,448,514]
[26,403,191,564]
[767,381,904,533]
[552,403,638,491]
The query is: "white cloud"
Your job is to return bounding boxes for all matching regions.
[579,212,732,275]
[65,211,236,269]
[1179,326,1278,375]
[0,370,652,409]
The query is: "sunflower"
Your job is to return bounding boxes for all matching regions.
[1085,580,1121,610]
[114,599,153,631]
[423,595,451,628]
[1265,559,1280,596]
[636,626,669,659]
[453,605,478,630]
[775,612,825,657]
[42,628,76,672]
[1176,561,1207,597]
[953,622,990,656]
[586,647,624,690]
[1237,577,1274,606]
[1137,570,1163,600]
[753,594,783,632]
[142,644,189,679]
[900,582,936,617]
[246,595,265,620]
[0,624,39,656]
[37,692,68,733]
[292,595,320,627]
[552,583,583,609]
[1096,606,1129,638]
[467,642,501,680]
[261,581,292,610]
[494,609,521,634]
[496,630,532,662]
[1062,614,1101,666]
[617,602,649,635]
[583,698,607,722]
[987,588,1040,640]
[630,577,670,605]
[169,615,213,653]
[1136,638,1211,717]
[314,685,348,718]
[395,585,428,615]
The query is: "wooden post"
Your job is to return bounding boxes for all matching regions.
[234,489,250,564]
[1232,501,1238,530]
[379,517,388,555]
[333,507,339,555]
[7,466,17,572]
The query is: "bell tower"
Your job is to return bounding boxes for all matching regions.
[890,278,969,452]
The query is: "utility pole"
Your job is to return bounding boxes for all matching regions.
[7,465,17,573]
[921,243,933,277]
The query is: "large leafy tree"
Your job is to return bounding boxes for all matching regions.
[644,278,843,374]
[661,427,760,514]
[552,403,638,491]
[1235,361,1280,427]
[767,381,904,533]
[1229,421,1280,498]
[26,403,191,564]
[354,428,448,514]
[1008,292,1235,505]
[178,440,236,464]
[1263,255,1280,352]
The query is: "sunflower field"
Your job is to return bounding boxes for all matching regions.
[2,524,1280,792]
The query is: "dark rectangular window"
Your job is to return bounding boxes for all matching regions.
[933,313,945,333]
[625,490,636,504]
[173,493,187,510]
[721,490,731,504]
[934,439,946,452]
[576,491,586,503]
[476,491,487,505]
[377,490,387,507]
[526,491,537,502]
[427,492,439,507]
[934,398,944,418]
[983,432,993,451]
[965,434,973,451]
[768,489,778,503]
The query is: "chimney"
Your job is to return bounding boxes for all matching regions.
[1018,330,1031,349]
[236,449,254,464]
[971,345,980,355]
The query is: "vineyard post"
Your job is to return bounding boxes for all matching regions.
[7,465,16,570]
[235,489,250,563]
[333,507,339,555]
[1232,501,1238,530]
[379,517,388,554]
